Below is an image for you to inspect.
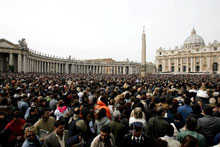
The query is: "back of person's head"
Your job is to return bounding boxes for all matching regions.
[166,124,174,137]
[133,107,143,119]
[100,125,110,133]
[58,99,64,107]
[73,107,80,115]
[184,98,191,105]
[181,135,198,147]
[154,138,168,147]
[149,102,156,110]
[96,108,106,120]
[55,118,66,128]
[186,117,197,131]
[203,104,213,115]
[113,110,121,120]
[192,104,201,114]
[156,107,164,116]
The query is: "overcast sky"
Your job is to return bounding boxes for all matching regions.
[0,0,219,63]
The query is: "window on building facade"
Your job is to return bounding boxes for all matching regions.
[196,66,200,72]
[171,66,174,72]
[213,62,218,72]
[214,47,217,50]
[183,66,186,72]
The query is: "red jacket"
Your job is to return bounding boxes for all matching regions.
[4,118,26,142]
[94,101,111,120]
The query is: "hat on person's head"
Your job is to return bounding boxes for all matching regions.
[131,122,143,132]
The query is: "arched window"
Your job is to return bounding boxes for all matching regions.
[158,65,162,72]
[213,62,218,72]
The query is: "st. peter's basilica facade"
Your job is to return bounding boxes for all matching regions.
[156,28,220,74]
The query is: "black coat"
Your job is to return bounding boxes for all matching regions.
[123,133,151,147]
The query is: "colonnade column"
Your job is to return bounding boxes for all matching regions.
[23,55,27,73]
[18,54,22,72]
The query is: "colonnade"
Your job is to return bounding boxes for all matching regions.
[8,53,139,74]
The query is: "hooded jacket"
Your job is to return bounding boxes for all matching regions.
[94,101,111,120]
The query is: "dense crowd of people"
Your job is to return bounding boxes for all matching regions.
[1,72,220,147]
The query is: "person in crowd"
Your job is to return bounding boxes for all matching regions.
[177,117,206,147]
[146,107,169,142]
[34,108,55,140]
[43,119,69,147]
[26,106,39,125]
[22,126,41,147]
[160,124,181,147]
[18,94,29,116]
[181,135,198,147]
[129,107,146,127]
[94,108,110,135]
[197,104,220,146]
[94,97,112,120]
[197,83,209,104]
[68,107,87,137]
[153,138,168,147]
[109,110,127,147]
[123,122,150,147]
[54,99,69,120]
[4,107,26,147]
[91,125,115,147]
[177,98,193,121]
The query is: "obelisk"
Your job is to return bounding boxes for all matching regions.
[141,26,146,77]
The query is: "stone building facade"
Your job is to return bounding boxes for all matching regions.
[155,28,220,74]
[0,37,155,75]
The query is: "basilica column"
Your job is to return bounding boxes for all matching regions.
[186,58,188,72]
[9,53,14,68]
[168,58,171,72]
[207,56,211,73]
[180,58,183,72]
[162,59,166,72]
[175,58,178,72]
[200,57,203,72]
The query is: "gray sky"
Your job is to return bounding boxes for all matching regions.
[0,0,219,63]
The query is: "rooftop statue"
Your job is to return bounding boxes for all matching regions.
[18,38,28,49]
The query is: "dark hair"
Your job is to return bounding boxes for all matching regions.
[99,108,106,118]
[186,117,197,131]
[192,104,201,114]
[166,125,174,137]
[38,108,50,118]
[156,107,164,116]
[100,125,110,133]
[73,107,80,115]
[184,98,191,105]
[55,118,66,128]
[154,138,168,147]
[181,135,198,147]
[203,105,213,115]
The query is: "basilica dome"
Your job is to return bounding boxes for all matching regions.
[183,28,205,48]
